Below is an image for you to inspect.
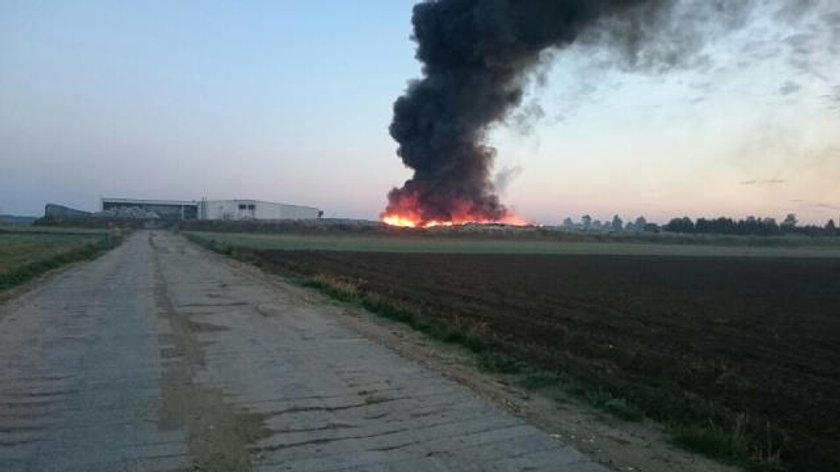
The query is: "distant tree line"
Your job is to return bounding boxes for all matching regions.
[562,215,660,233]
[561,213,838,237]
[662,214,838,237]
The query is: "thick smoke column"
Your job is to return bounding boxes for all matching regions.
[384,0,670,225]
[383,0,831,226]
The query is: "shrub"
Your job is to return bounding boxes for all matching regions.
[478,350,523,374]
[669,424,740,463]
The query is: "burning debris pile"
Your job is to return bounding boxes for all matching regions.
[381,0,830,228]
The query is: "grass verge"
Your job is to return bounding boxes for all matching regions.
[669,424,742,464]
[0,232,125,291]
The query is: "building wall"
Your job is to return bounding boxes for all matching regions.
[101,198,198,220]
[199,200,321,221]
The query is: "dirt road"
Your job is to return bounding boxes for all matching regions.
[0,231,608,471]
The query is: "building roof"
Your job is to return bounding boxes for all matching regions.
[203,199,321,212]
[102,197,197,207]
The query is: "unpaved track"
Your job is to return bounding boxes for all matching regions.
[0,231,608,471]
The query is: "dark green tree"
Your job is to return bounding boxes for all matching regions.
[781,213,798,232]
[664,217,694,233]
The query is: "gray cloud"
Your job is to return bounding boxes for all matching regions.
[779,80,802,95]
[825,11,840,56]
[740,39,783,63]
[778,1,840,79]
[826,85,840,115]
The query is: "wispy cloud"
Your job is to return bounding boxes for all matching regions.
[741,178,786,185]
[825,85,840,115]
[800,202,840,210]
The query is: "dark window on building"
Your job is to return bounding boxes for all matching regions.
[248,204,256,210]
[238,204,246,210]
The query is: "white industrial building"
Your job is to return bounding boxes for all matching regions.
[99,197,322,221]
[197,199,322,221]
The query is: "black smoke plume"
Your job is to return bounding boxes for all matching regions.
[384,0,833,224]
[385,0,681,224]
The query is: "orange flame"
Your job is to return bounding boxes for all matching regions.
[381,189,532,228]
[382,215,454,228]
[381,210,530,228]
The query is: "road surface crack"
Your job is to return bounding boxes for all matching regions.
[152,232,270,472]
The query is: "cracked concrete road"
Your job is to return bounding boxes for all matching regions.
[0,231,609,471]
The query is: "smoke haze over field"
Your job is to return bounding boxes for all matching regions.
[384,0,835,225]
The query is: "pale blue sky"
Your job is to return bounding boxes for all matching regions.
[2,1,838,224]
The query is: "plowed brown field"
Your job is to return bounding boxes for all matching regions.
[256,250,840,471]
